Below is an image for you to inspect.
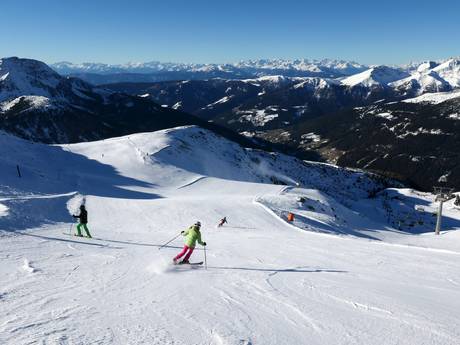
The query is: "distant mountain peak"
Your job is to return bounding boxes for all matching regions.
[0,57,65,102]
[416,61,439,72]
[341,65,409,87]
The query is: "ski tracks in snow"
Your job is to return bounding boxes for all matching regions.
[2,179,460,344]
[0,226,125,344]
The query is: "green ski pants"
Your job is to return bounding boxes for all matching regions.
[76,223,92,237]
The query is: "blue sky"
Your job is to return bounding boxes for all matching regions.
[1,0,459,65]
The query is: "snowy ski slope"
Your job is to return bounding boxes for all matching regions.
[1,126,459,345]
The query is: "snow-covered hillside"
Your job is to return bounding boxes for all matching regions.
[1,127,459,344]
[0,57,104,108]
[432,58,460,87]
[341,58,460,94]
[402,89,460,104]
[341,66,410,88]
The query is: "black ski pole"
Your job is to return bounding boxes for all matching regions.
[158,233,181,250]
[204,244,207,270]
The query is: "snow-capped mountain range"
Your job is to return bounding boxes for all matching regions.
[2,56,460,190]
[52,57,460,94]
[104,58,460,190]
[104,58,460,132]
[51,58,367,77]
[0,57,248,145]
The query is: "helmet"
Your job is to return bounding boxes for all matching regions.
[80,205,85,209]
[195,221,201,227]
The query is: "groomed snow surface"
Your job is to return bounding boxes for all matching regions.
[1,126,459,345]
[402,89,460,104]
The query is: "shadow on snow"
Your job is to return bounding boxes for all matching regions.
[208,266,347,274]
[17,232,121,249]
[0,144,160,231]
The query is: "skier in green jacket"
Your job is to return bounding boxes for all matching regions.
[173,221,206,264]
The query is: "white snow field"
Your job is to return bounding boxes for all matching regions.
[1,126,459,345]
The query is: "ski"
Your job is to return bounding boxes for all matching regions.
[174,261,203,266]
[62,233,92,239]
[187,261,204,266]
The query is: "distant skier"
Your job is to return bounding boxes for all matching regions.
[73,205,92,238]
[218,217,227,227]
[173,221,206,264]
